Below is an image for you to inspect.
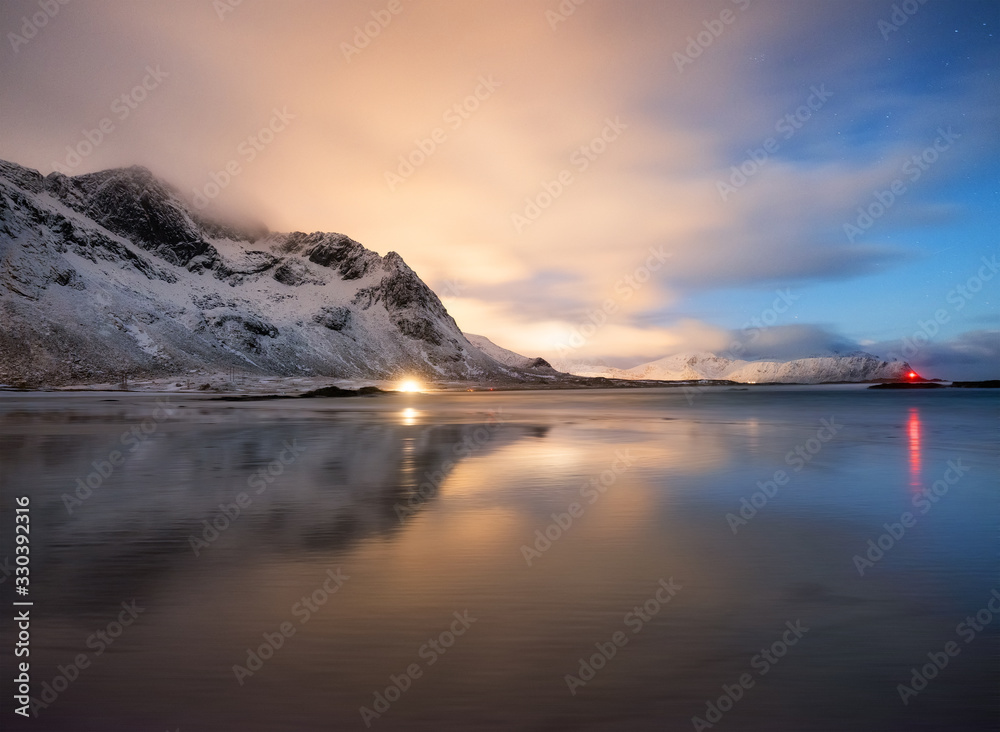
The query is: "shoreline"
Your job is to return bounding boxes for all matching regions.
[1,377,996,396]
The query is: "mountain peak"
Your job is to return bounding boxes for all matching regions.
[0,158,540,387]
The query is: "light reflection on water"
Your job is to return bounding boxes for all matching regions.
[0,387,996,731]
[908,407,923,491]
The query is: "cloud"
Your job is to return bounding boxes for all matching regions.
[872,330,1000,381]
[0,0,995,379]
[726,324,862,362]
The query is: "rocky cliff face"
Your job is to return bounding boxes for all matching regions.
[0,160,526,387]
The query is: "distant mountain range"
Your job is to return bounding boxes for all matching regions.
[0,160,554,387]
[562,351,916,384]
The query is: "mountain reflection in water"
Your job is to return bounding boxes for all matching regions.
[0,388,996,731]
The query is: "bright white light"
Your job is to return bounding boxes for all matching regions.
[397,379,423,393]
[401,408,419,425]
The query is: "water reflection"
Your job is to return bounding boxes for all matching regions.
[0,390,996,732]
[3,410,542,615]
[907,407,922,491]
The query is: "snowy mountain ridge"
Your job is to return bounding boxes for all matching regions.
[565,351,915,384]
[463,333,553,371]
[0,159,539,387]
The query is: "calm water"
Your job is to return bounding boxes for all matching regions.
[1,387,997,731]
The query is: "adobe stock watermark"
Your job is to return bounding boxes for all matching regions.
[564,577,681,695]
[878,0,930,41]
[732,289,801,346]
[681,288,801,405]
[674,0,751,73]
[717,85,833,201]
[213,0,243,21]
[394,410,503,522]
[7,0,71,54]
[552,246,672,360]
[726,417,843,534]
[61,398,176,514]
[189,438,307,556]
[843,126,960,242]
[232,567,349,685]
[887,255,998,362]
[191,106,295,209]
[690,619,809,731]
[510,116,627,234]
[896,587,999,705]
[545,0,587,30]
[520,450,635,566]
[852,458,970,576]
[51,65,168,175]
[359,610,477,727]
[437,278,469,299]
[20,599,145,718]
[341,0,404,63]
[385,75,501,191]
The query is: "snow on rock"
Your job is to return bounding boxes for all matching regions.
[464,333,555,371]
[0,159,529,387]
[567,352,914,384]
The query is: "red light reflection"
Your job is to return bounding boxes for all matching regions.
[907,407,922,490]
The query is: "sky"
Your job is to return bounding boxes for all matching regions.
[1,0,997,378]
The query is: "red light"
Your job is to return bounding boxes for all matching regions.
[908,371,918,379]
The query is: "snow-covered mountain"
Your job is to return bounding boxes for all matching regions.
[0,159,537,387]
[463,333,554,371]
[566,351,916,384]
